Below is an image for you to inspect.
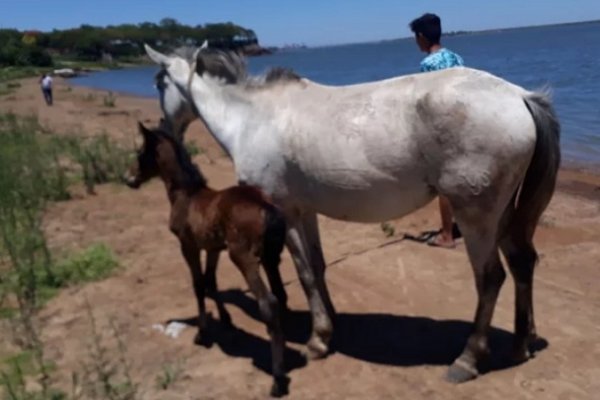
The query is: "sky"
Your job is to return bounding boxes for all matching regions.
[1,0,600,47]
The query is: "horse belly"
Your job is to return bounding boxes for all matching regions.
[297,178,435,223]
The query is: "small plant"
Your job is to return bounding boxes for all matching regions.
[74,302,137,400]
[155,360,184,391]
[102,92,116,108]
[0,113,123,399]
[185,141,203,157]
[0,350,64,400]
[50,243,119,289]
[380,221,395,238]
[0,84,15,96]
[60,86,73,93]
[81,93,96,102]
[0,81,20,96]
[61,133,132,194]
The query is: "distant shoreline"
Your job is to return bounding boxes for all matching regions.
[309,18,600,49]
[444,18,600,37]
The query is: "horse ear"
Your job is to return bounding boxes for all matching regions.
[144,44,171,66]
[137,121,153,140]
[192,47,202,62]
[191,41,207,66]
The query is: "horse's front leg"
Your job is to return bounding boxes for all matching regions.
[285,210,336,359]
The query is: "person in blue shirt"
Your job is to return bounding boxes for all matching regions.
[410,13,464,248]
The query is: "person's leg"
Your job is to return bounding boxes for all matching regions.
[428,195,456,248]
[42,89,50,105]
[47,89,53,105]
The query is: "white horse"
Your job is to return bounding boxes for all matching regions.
[143,43,560,383]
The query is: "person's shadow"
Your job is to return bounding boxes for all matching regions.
[170,289,548,377]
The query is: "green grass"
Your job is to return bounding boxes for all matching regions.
[0,67,44,83]
[0,244,119,316]
[57,133,132,192]
[52,244,118,287]
[0,113,124,313]
[0,85,14,96]
[0,353,65,399]
[0,113,127,400]
[380,222,395,238]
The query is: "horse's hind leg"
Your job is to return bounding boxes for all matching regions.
[500,226,538,363]
[205,250,232,328]
[447,210,506,383]
[179,239,209,346]
[229,248,289,397]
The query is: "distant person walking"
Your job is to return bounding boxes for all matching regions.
[410,13,464,248]
[39,73,53,106]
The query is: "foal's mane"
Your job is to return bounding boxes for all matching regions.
[152,126,207,191]
[171,46,302,88]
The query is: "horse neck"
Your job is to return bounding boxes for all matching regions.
[156,145,207,205]
[188,78,255,158]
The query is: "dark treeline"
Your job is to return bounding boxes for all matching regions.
[0,18,260,67]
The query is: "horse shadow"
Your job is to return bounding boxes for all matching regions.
[168,311,308,377]
[212,289,549,374]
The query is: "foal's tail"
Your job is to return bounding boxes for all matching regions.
[508,91,561,241]
[261,205,287,269]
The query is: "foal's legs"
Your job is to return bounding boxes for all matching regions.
[179,239,209,345]
[447,211,506,383]
[285,211,335,359]
[500,227,538,363]
[205,250,232,327]
[262,249,289,314]
[229,248,288,397]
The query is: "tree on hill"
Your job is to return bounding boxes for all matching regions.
[0,18,263,67]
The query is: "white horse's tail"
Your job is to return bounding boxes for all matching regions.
[507,91,561,241]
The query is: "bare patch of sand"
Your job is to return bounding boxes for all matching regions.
[2,77,599,399]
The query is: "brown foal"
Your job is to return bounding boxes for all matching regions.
[124,122,290,397]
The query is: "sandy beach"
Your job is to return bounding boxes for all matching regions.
[1,76,599,399]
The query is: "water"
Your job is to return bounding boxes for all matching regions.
[72,22,600,166]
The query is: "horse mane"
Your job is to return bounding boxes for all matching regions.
[152,124,207,191]
[170,46,302,88]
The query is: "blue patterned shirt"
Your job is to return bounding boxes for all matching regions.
[420,48,464,72]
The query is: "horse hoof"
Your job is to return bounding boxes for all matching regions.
[446,360,478,384]
[304,337,328,360]
[279,306,290,320]
[220,314,233,329]
[270,378,290,398]
[193,331,212,348]
[510,347,531,365]
[270,376,290,398]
